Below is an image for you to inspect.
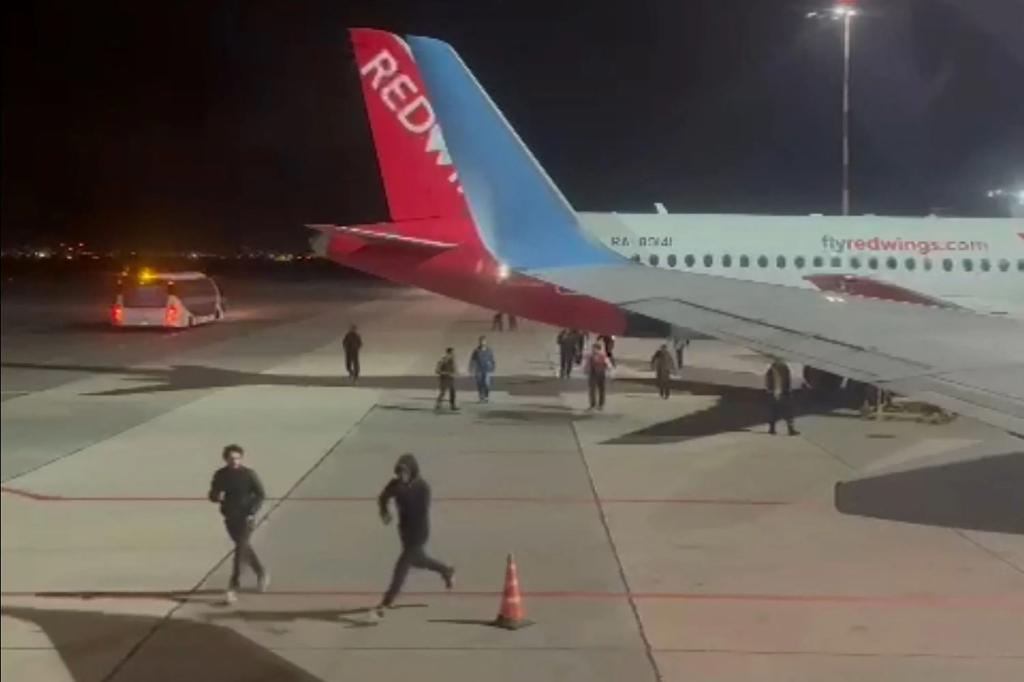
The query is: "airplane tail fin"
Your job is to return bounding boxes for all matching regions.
[404,33,620,270]
[351,29,470,226]
[351,28,619,270]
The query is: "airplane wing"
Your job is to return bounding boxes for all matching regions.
[535,264,1024,434]
[307,223,457,251]
[397,30,1024,436]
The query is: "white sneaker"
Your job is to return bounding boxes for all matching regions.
[223,590,237,605]
[257,571,271,593]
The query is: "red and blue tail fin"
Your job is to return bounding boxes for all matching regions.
[351,29,469,224]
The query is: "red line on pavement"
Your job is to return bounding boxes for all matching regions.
[1,589,1019,609]
[0,486,787,506]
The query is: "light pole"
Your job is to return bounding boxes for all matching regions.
[808,1,858,216]
[839,1,854,216]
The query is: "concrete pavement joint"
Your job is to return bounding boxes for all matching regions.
[571,421,663,682]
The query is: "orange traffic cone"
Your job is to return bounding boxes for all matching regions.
[493,553,532,630]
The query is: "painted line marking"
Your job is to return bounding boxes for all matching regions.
[2,590,1020,609]
[0,486,787,506]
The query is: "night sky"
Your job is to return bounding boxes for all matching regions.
[3,0,1022,251]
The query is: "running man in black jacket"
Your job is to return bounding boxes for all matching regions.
[208,444,269,603]
[374,453,454,617]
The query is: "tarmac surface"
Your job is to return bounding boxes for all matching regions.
[2,279,1023,681]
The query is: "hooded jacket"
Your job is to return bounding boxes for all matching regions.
[378,453,432,546]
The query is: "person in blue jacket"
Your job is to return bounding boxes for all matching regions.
[468,336,496,403]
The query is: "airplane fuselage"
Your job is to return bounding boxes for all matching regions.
[581,213,1024,317]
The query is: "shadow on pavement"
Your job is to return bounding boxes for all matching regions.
[3,362,861,443]
[603,380,860,444]
[835,451,1024,534]
[204,604,427,629]
[1,362,566,398]
[1,605,324,681]
[427,617,500,628]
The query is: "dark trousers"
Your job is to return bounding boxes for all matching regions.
[768,394,796,433]
[559,351,574,378]
[656,373,671,399]
[381,542,450,606]
[345,350,360,380]
[436,376,456,408]
[474,372,491,399]
[588,372,606,408]
[225,516,264,588]
[676,348,684,369]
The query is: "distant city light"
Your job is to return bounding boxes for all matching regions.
[986,188,1024,205]
[807,1,858,20]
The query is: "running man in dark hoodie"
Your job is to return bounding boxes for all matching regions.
[374,453,455,618]
[208,444,269,604]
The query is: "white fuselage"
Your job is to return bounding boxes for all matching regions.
[579,213,1024,317]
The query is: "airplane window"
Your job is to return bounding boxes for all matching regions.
[758,255,769,268]
[830,256,842,268]
[631,254,641,264]
[812,256,824,268]
[867,257,879,270]
[667,254,677,268]
[923,258,932,271]
[649,254,660,267]
[776,255,786,268]
[850,257,861,269]
[703,254,713,267]
[886,257,898,270]
[739,255,750,268]
[942,258,953,272]
[980,258,991,272]
[962,258,973,272]
[684,254,695,267]
[904,257,916,271]
[722,254,733,267]
[998,258,1010,272]
[794,256,806,269]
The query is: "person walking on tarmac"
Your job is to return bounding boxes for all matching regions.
[651,343,677,399]
[468,336,496,403]
[673,337,689,373]
[765,359,799,436]
[373,453,455,618]
[557,329,577,379]
[597,334,617,367]
[585,342,611,410]
[435,347,458,411]
[491,312,504,332]
[208,444,269,604]
[342,324,362,382]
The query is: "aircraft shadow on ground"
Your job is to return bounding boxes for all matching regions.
[0,362,566,398]
[603,378,862,444]
[1,605,324,681]
[835,450,1024,535]
[3,362,864,442]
